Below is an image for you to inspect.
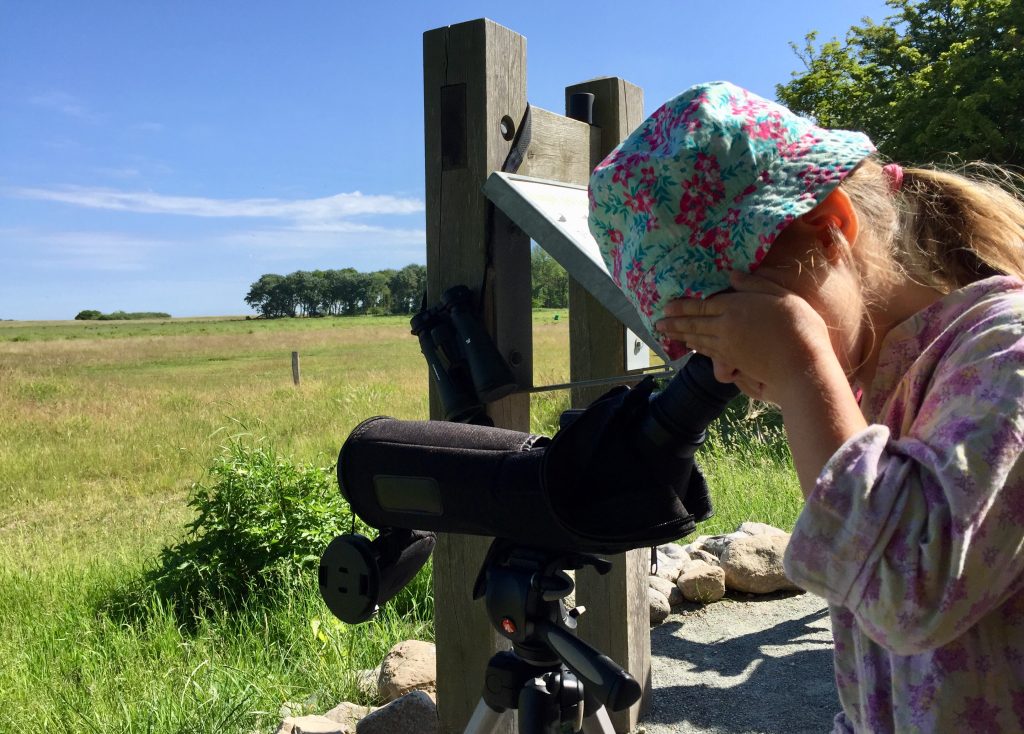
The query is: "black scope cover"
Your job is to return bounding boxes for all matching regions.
[337,415,698,554]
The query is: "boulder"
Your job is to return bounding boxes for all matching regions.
[356,690,437,734]
[676,561,726,603]
[737,521,789,537]
[698,531,748,559]
[653,546,689,582]
[323,702,374,731]
[691,549,721,567]
[377,640,436,702]
[355,667,381,700]
[649,588,671,625]
[720,533,803,594]
[648,575,684,607]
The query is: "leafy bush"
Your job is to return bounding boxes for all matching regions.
[149,439,359,610]
[75,309,101,320]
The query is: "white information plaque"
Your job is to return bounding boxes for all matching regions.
[483,172,668,365]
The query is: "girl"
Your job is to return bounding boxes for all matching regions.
[588,81,1024,732]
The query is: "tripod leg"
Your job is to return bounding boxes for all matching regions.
[580,704,616,734]
[464,699,508,734]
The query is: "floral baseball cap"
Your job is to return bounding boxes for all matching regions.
[588,81,875,352]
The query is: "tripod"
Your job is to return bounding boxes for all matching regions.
[462,540,642,734]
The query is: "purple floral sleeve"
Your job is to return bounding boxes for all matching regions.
[784,277,1024,732]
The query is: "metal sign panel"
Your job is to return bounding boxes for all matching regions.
[483,172,667,365]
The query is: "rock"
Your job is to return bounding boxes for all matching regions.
[277,715,347,734]
[698,531,748,559]
[658,543,690,561]
[323,702,373,731]
[653,546,689,582]
[649,575,684,607]
[720,533,803,594]
[355,667,380,700]
[356,690,438,734]
[649,588,671,625]
[682,535,710,556]
[737,521,789,537]
[378,640,436,702]
[691,549,720,567]
[677,561,726,603]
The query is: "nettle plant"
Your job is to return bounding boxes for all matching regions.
[150,438,361,610]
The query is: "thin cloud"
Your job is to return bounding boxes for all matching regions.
[9,185,424,224]
[29,91,98,121]
[4,229,162,272]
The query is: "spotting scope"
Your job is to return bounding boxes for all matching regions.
[319,352,739,624]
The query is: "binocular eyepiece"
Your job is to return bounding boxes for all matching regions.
[410,285,517,422]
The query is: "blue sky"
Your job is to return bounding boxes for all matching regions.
[0,1,894,320]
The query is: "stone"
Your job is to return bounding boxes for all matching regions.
[691,549,720,567]
[355,667,380,700]
[737,521,789,537]
[377,640,436,702]
[653,546,689,582]
[356,690,438,734]
[720,533,803,594]
[649,587,671,625]
[276,715,347,734]
[698,531,748,559]
[658,542,690,561]
[323,702,373,731]
[677,561,726,603]
[649,574,684,607]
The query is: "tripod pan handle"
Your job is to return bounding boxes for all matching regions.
[539,622,642,712]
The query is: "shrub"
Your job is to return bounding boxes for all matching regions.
[75,309,101,320]
[148,438,360,611]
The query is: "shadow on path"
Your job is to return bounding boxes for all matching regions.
[643,593,838,734]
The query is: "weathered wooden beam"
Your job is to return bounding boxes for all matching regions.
[564,76,651,734]
[423,18,530,734]
[517,106,601,185]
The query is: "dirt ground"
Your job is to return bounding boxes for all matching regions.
[638,590,839,734]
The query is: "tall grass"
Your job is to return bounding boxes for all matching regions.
[0,311,800,732]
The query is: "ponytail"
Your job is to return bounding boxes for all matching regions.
[841,159,1024,293]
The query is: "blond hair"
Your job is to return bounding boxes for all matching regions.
[839,158,1024,294]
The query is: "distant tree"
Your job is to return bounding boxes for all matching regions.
[245,274,297,318]
[75,309,101,320]
[531,245,568,308]
[389,264,427,314]
[777,0,1024,166]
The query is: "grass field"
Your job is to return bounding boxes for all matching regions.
[0,312,801,733]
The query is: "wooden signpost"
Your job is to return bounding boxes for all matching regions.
[423,18,649,733]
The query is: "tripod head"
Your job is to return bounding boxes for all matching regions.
[472,539,642,724]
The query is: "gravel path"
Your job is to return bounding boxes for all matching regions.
[638,591,839,734]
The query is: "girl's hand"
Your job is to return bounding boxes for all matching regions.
[656,270,837,407]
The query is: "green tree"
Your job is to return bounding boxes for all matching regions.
[531,244,568,308]
[777,0,1024,166]
[75,309,101,320]
[389,263,427,314]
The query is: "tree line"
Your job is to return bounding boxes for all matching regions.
[245,246,569,319]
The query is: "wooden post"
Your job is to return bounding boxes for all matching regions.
[423,19,530,734]
[564,76,651,733]
[291,351,300,385]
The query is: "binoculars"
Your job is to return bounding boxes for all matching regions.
[410,285,517,422]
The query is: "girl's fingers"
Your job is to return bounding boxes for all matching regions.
[662,296,722,318]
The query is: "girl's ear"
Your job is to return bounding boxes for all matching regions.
[800,188,859,262]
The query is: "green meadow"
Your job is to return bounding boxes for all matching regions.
[0,312,801,733]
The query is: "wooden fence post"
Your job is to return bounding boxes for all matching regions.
[564,76,652,734]
[291,351,300,385]
[423,18,530,734]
